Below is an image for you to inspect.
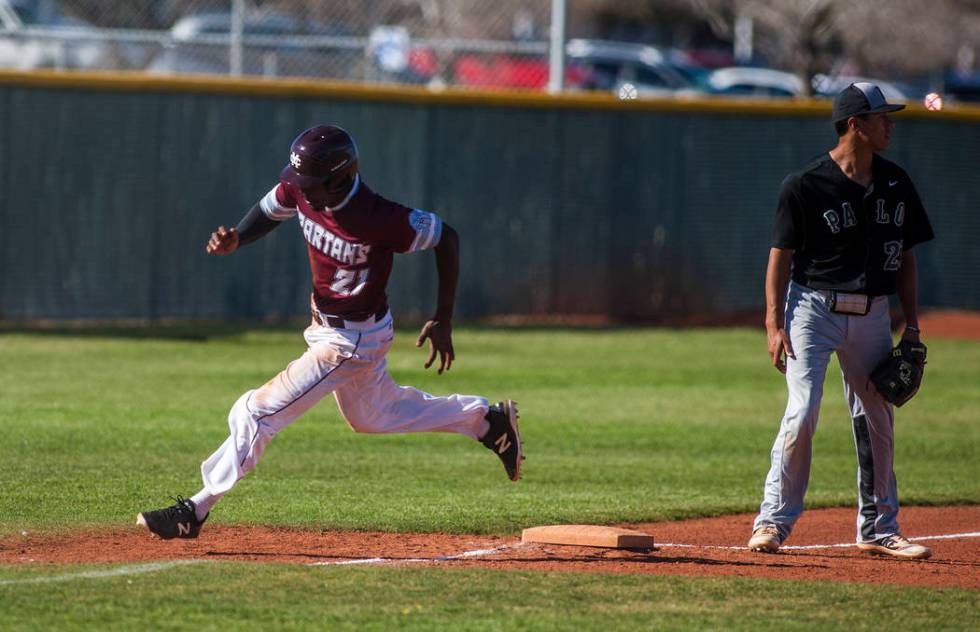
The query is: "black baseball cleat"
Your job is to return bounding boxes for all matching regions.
[480,400,524,481]
[136,496,208,540]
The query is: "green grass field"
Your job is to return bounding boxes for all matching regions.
[1,326,978,630]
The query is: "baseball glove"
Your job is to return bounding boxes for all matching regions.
[870,339,927,407]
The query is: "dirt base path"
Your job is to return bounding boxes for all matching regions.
[2,506,978,589]
[481,309,980,340]
[919,310,980,339]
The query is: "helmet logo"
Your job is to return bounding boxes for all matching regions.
[290,152,302,168]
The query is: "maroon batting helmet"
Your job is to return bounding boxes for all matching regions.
[281,124,358,192]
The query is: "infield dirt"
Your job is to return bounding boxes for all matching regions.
[2,506,977,590]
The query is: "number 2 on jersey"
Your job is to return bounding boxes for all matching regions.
[882,241,902,272]
[330,268,369,296]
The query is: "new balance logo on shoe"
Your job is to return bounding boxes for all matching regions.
[480,400,524,481]
[494,434,512,454]
[136,496,208,540]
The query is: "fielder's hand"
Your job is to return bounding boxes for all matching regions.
[767,324,795,374]
[416,319,455,374]
[206,226,239,255]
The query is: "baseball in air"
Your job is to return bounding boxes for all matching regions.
[618,82,638,100]
[923,92,943,111]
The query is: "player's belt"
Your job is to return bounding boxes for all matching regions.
[312,301,389,329]
[815,289,872,315]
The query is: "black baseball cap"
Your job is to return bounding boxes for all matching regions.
[831,82,905,123]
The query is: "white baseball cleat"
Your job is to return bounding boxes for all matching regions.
[856,535,932,560]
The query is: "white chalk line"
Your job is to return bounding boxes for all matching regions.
[307,543,521,567]
[310,531,980,566]
[311,531,980,565]
[656,531,980,551]
[0,560,205,586]
[0,547,517,582]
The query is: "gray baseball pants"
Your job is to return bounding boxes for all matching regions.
[753,281,901,543]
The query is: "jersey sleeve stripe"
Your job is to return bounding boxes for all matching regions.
[259,185,297,221]
[408,210,442,252]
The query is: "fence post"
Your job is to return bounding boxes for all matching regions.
[230,0,244,76]
[548,0,567,94]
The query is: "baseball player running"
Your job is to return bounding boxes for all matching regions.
[748,83,935,559]
[137,125,524,539]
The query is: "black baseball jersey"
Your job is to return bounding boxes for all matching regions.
[771,153,934,296]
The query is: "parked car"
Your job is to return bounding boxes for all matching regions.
[812,74,911,102]
[451,52,550,89]
[664,47,715,86]
[0,0,126,70]
[146,10,358,80]
[705,66,805,97]
[564,38,697,96]
[943,69,980,103]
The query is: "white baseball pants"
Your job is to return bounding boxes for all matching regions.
[197,311,489,503]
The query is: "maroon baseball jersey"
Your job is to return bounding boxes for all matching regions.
[259,175,443,320]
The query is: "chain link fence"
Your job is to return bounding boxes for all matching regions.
[0,0,565,90]
[4,2,980,100]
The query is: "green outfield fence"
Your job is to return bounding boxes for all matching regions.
[1,70,978,323]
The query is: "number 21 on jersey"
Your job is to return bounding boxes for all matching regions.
[330,268,369,296]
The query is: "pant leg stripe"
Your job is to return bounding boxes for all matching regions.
[238,333,362,467]
[852,414,878,541]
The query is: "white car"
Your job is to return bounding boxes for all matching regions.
[0,0,115,70]
[812,74,910,102]
[147,10,357,79]
[706,67,806,97]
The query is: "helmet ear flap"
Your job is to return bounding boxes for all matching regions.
[325,163,358,193]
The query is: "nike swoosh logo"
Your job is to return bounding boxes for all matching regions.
[889,180,898,187]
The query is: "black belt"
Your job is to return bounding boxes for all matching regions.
[314,303,388,328]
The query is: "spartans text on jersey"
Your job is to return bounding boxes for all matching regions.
[296,209,371,264]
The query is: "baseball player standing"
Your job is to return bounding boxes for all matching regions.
[748,83,935,559]
[137,125,524,539]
